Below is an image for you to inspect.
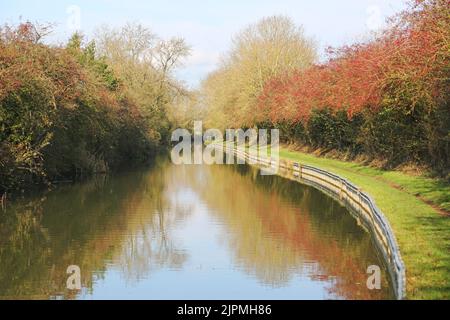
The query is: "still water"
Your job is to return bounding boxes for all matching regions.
[0,156,394,300]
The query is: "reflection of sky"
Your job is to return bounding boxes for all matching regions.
[77,184,336,300]
[0,160,390,300]
[1,0,408,88]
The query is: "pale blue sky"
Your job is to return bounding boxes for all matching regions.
[0,0,408,87]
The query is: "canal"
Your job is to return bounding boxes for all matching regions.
[0,155,394,299]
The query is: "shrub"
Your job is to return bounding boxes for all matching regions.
[0,23,158,192]
[255,0,449,173]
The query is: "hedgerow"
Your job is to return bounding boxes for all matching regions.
[256,0,449,173]
[0,23,158,191]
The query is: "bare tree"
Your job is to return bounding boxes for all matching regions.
[154,37,191,76]
[94,23,191,134]
[202,15,317,129]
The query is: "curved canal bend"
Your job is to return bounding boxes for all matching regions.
[0,156,394,299]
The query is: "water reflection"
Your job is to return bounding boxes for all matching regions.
[0,156,394,300]
[189,164,393,299]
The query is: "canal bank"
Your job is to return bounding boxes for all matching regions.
[222,146,406,300]
[226,145,449,299]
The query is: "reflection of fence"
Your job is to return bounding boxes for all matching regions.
[227,146,406,300]
[0,192,6,210]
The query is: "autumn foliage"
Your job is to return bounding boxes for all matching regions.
[257,0,449,172]
[0,23,158,191]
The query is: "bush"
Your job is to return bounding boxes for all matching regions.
[255,0,449,173]
[0,23,159,192]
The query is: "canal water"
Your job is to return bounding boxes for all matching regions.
[0,155,394,299]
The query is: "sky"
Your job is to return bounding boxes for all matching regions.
[0,0,409,88]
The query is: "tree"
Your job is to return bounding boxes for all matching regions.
[202,15,317,129]
[255,0,449,171]
[0,22,163,192]
[95,23,191,143]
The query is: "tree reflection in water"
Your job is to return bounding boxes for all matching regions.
[184,163,394,300]
[0,156,187,299]
[0,156,394,299]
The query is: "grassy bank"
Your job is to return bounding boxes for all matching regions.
[278,147,449,299]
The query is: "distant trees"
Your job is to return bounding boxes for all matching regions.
[202,16,317,130]
[0,22,190,192]
[167,90,206,131]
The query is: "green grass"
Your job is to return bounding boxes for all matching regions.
[278,147,450,299]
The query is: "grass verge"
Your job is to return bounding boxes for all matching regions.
[278,147,450,299]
